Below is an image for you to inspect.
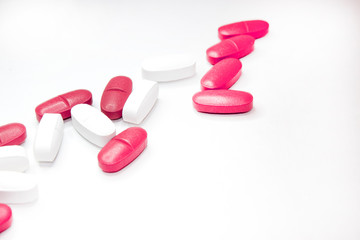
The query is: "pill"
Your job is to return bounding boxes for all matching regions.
[0,146,29,172]
[0,123,26,147]
[35,89,93,121]
[33,113,64,162]
[142,54,196,82]
[201,58,242,90]
[0,171,38,204]
[71,104,116,147]
[193,90,253,114]
[100,76,132,120]
[0,203,12,233]
[206,35,255,65]
[98,127,147,173]
[122,80,159,124]
[218,20,269,40]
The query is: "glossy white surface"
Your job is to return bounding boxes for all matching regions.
[0,146,29,172]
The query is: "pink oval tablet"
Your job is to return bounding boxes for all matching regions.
[98,127,147,173]
[193,90,253,113]
[206,35,255,65]
[35,89,92,121]
[100,76,132,119]
[0,123,26,146]
[218,20,269,40]
[201,58,242,91]
[0,203,12,233]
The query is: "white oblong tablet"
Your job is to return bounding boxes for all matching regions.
[0,171,38,204]
[142,54,196,82]
[34,113,64,162]
[0,146,29,172]
[71,104,116,147]
[123,80,159,124]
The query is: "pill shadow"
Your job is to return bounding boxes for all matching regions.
[192,106,258,121]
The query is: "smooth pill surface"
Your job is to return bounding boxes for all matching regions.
[71,104,116,147]
[34,113,64,162]
[122,80,159,124]
[206,35,255,65]
[142,54,196,82]
[0,203,12,233]
[101,76,132,119]
[0,146,29,172]
[193,90,253,113]
[201,58,242,90]
[0,123,26,147]
[0,171,38,204]
[98,127,147,173]
[35,89,92,121]
[218,20,269,40]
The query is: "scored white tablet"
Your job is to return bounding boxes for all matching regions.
[0,145,29,172]
[142,54,196,82]
[71,104,116,147]
[34,113,64,162]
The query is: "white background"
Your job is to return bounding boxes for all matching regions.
[1,0,360,239]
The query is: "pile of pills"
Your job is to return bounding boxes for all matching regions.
[0,19,268,234]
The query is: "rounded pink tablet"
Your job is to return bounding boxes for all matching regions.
[100,76,132,120]
[218,20,269,40]
[206,35,255,65]
[0,123,26,146]
[201,58,242,91]
[98,127,147,173]
[35,89,92,121]
[0,203,12,233]
[193,90,253,114]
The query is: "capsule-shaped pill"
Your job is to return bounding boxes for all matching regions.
[0,123,26,146]
[0,146,29,172]
[206,35,255,65]
[35,89,93,121]
[218,20,269,40]
[0,203,12,233]
[201,58,242,90]
[193,90,253,114]
[98,127,147,173]
[100,76,132,120]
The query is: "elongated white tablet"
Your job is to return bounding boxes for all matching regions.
[142,54,196,82]
[71,104,116,147]
[123,80,159,124]
[0,171,38,204]
[34,113,64,162]
[0,146,29,172]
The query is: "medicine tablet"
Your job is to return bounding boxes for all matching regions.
[71,104,116,147]
[206,35,255,65]
[142,54,196,82]
[98,127,147,173]
[193,90,253,113]
[0,171,38,204]
[0,123,26,147]
[0,203,12,233]
[218,20,269,40]
[35,89,93,121]
[34,113,64,162]
[122,80,159,124]
[100,76,132,119]
[0,146,29,172]
[201,58,242,90]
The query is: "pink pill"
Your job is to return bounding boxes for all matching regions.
[218,20,269,40]
[192,90,253,114]
[0,123,26,146]
[0,203,12,233]
[206,35,255,65]
[201,58,242,91]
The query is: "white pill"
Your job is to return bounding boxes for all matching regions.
[34,113,64,162]
[142,54,196,82]
[123,80,159,124]
[71,104,116,147]
[0,171,38,204]
[0,146,29,172]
